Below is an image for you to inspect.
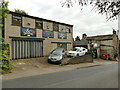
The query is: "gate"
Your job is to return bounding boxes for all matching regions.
[12,40,43,59]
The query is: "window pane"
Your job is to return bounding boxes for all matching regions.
[12,15,21,26]
[53,23,59,31]
[66,26,70,33]
[35,20,43,29]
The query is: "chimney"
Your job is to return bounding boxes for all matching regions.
[113,29,116,35]
[82,33,87,39]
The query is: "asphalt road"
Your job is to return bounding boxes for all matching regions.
[2,63,118,88]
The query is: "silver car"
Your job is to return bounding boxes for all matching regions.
[48,48,65,64]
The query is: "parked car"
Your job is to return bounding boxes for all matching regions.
[48,48,65,64]
[67,47,88,57]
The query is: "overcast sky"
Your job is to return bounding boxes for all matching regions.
[8,0,119,39]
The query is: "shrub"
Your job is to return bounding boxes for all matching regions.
[0,38,13,74]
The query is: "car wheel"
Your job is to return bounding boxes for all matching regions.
[58,60,62,64]
[48,59,51,63]
[85,52,87,55]
[76,54,79,56]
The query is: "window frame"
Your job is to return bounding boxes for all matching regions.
[35,19,43,29]
[66,26,71,33]
[83,49,85,51]
[12,14,22,26]
[53,23,59,32]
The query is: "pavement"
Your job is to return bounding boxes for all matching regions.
[2,63,118,88]
[2,57,118,80]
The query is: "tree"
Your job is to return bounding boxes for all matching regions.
[0,0,13,74]
[61,0,120,21]
[75,36,80,41]
[0,0,10,38]
[1,0,9,18]
[14,9,28,15]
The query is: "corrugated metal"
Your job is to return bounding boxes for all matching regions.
[12,40,43,59]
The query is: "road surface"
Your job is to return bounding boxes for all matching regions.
[2,63,118,88]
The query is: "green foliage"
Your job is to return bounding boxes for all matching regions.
[62,0,120,20]
[87,49,96,62]
[75,36,80,41]
[60,64,65,66]
[14,9,28,15]
[0,0,13,74]
[0,38,13,74]
[0,0,10,18]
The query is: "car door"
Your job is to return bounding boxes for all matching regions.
[80,49,85,56]
[78,49,83,56]
[82,48,87,55]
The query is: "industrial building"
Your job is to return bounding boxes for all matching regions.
[4,11,73,59]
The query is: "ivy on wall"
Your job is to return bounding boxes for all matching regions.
[0,0,13,74]
[0,38,13,74]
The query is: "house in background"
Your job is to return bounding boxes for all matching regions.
[74,30,119,60]
[73,34,88,48]
[4,11,73,60]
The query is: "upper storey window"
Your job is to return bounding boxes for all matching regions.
[66,26,70,33]
[58,32,67,39]
[35,20,43,29]
[53,23,59,32]
[12,14,22,26]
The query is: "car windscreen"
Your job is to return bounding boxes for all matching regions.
[73,48,80,52]
[51,50,62,55]
[73,48,80,51]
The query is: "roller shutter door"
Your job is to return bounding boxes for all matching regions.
[12,40,43,59]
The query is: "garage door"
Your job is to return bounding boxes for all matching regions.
[12,40,43,59]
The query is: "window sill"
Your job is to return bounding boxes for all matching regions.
[11,24,21,27]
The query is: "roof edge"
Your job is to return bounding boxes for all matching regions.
[9,11,73,27]
[86,34,113,39]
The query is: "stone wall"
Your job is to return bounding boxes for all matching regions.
[67,54,93,64]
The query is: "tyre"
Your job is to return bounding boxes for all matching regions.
[48,59,51,63]
[59,61,62,64]
[76,54,79,56]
